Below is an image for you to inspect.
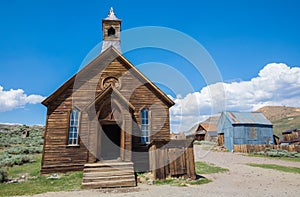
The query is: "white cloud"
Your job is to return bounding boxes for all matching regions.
[0,86,45,112]
[171,63,300,132]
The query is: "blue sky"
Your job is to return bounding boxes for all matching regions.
[0,0,300,131]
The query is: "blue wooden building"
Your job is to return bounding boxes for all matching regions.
[217,112,274,151]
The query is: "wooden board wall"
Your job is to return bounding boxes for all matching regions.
[149,140,196,180]
[42,51,172,174]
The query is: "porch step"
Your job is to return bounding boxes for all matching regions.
[82,161,136,189]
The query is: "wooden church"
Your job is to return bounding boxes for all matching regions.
[41,8,195,188]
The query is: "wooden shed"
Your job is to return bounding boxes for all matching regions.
[41,8,195,188]
[185,121,218,142]
[217,112,274,151]
[185,124,206,141]
[281,129,300,145]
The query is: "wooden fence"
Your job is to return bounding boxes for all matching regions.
[233,144,300,153]
[149,140,196,180]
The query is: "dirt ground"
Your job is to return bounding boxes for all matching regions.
[20,145,300,197]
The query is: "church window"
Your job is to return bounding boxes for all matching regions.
[141,108,150,144]
[68,108,80,145]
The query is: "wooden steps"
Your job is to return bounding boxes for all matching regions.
[82,161,136,189]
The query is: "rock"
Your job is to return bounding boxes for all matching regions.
[7,179,19,184]
[148,179,154,185]
[47,173,61,179]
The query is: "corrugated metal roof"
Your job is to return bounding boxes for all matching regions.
[224,111,272,125]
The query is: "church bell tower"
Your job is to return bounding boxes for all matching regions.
[101,7,122,53]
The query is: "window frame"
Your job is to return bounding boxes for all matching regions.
[249,127,258,140]
[67,108,81,147]
[141,108,150,144]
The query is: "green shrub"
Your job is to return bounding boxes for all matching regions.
[0,158,14,167]
[194,141,217,146]
[255,148,300,159]
[268,149,278,153]
[0,125,44,148]
[267,152,279,157]
[0,155,34,167]
[5,146,42,155]
[278,152,288,157]
[5,146,24,154]
[290,152,298,156]
[294,153,300,158]
[256,151,265,155]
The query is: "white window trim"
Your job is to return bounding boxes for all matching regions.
[67,108,81,146]
[141,108,151,144]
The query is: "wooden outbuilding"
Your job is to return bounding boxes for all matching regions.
[185,124,206,141]
[41,8,195,188]
[186,121,218,142]
[281,129,300,145]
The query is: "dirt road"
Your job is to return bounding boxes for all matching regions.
[193,145,300,196]
[20,145,300,197]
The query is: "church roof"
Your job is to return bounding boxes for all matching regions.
[42,46,175,108]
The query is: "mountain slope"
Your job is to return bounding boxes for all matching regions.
[256,106,300,138]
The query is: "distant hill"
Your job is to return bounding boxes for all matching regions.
[256,106,300,138]
[0,123,22,132]
[255,106,300,121]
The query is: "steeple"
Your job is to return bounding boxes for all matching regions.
[105,7,119,20]
[101,7,122,53]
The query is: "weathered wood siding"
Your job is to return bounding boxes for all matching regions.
[42,50,173,174]
[149,140,196,180]
[42,107,89,174]
[282,130,300,144]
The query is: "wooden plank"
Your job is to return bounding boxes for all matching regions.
[186,147,196,179]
